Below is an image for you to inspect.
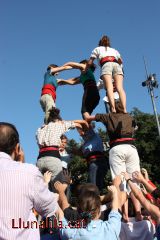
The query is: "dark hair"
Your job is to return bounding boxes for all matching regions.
[115,101,124,113]
[47,64,58,71]
[0,122,19,155]
[80,59,96,72]
[76,183,100,197]
[47,107,62,123]
[60,134,68,140]
[77,190,101,225]
[98,35,111,47]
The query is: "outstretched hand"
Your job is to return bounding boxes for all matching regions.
[43,171,52,184]
[141,168,149,181]
[54,181,67,193]
[63,169,72,185]
[121,172,130,181]
[132,171,145,183]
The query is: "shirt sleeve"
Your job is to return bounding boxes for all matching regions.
[95,113,108,124]
[30,170,59,217]
[90,47,99,59]
[63,121,76,132]
[115,49,121,59]
[104,210,122,238]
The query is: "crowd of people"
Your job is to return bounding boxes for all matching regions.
[0,35,160,240]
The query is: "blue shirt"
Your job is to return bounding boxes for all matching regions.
[82,128,104,157]
[60,210,121,240]
[43,70,58,88]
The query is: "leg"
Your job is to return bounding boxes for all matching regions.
[126,145,142,220]
[40,94,56,124]
[96,158,108,193]
[114,74,127,113]
[88,161,97,185]
[102,74,116,112]
[81,86,100,120]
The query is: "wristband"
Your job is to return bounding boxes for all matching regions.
[145,193,154,201]
[126,178,132,184]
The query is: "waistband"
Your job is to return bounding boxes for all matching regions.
[109,138,135,145]
[41,84,57,101]
[100,56,119,67]
[86,152,104,162]
[109,138,135,149]
[38,146,60,159]
[39,146,59,153]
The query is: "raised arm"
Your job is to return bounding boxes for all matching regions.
[57,77,80,86]
[63,61,85,71]
[122,172,160,222]
[54,181,70,211]
[132,171,157,193]
[50,65,72,74]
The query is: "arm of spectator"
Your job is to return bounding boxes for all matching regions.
[63,169,72,185]
[132,171,157,193]
[104,186,122,239]
[107,185,119,211]
[54,181,70,211]
[122,172,160,223]
[141,168,149,181]
[43,171,52,185]
[31,170,59,217]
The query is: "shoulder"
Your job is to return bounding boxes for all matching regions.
[20,163,41,177]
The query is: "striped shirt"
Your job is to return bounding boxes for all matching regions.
[0,152,59,240]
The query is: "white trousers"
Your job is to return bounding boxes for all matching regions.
[109,144,140,180]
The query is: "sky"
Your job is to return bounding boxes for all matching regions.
[1,0,160,164]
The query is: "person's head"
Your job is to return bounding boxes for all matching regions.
[60,134,68,150]
[0,122,21,161]
[76,183,100,197]
[47,107,62,123]
[47,64,58,71]
[115,101,124,113]
[77,190,101,224]
[80,59,96,72]
[98,35,111,47]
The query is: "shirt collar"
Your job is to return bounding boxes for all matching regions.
[0,152,13,161]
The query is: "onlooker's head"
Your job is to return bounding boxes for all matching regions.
[48,107,62,123]
[75,183,100,197]
[60,135,68,150]
[0,122,21,160]
[80,59,96,72]
[77,190,101,224]
[98,35,111,47]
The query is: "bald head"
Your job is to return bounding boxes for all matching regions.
[0,122,19,155]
